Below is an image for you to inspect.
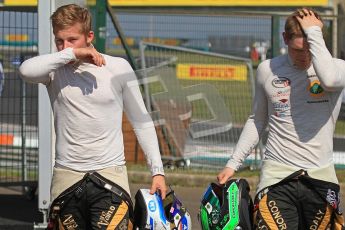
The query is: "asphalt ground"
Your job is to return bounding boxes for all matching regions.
[0,184,206,230]
[0,171,344,230]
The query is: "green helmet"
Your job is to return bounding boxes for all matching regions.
[199,179,253,230]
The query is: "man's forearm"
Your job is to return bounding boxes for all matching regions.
[133,126,165,176]
[306,27,345,90]
[19,47,76,84]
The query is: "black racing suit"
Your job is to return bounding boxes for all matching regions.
[47,172,133,230]
[254,170,345,230]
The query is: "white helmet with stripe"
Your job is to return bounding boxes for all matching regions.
[133,188,192,230]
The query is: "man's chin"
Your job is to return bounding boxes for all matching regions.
[294,62,311,70]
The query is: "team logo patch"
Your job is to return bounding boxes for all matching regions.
[308,80,324,97]
[273,99,290,117]
[272,78,290,88]
[270,89,290,99]
[148,200,157,212]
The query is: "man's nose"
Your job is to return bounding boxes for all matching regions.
[62,41,71,49]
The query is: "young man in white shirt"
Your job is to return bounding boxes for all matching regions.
[20,4,166,229]
[217,9,345,229]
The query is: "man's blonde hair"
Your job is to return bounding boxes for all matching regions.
[51,4,92,35]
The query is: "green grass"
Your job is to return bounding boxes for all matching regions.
[127,163,345,183]
[0,164,343,189]
[335,169,345,183]
[146,80,252,123]
[335,120,345,136]
[107,48,247,65]
[0,168,38,181]
[143,61,253,124]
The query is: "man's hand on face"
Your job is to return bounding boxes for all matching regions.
[295,8,323,31]
[73,46,106,67]
[150,174,167,199]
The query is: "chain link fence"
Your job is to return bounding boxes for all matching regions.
[137,42,256,169]
[0,10,38,194]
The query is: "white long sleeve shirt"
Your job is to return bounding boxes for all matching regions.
[226,26,345,175]
[20,48,164,176]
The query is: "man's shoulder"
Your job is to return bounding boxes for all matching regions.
[255,56,288,84]
[256,58,272,74]
[102,55,133,75]
[103,54,130,66]
[333,57,345,65]
[258,55,287,72]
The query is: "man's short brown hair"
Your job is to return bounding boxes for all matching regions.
[51,4,92,35]
[284,8,322,40]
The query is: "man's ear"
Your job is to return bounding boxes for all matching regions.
[282,32,289,45]
[86,31,94,46]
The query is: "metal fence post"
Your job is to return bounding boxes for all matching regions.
[271,15,280,58]
[20,55,27,194]
[34,1,54,228]
[94,0,106,53]
[106,1,138,70]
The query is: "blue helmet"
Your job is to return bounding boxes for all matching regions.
[134,188,192,230]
